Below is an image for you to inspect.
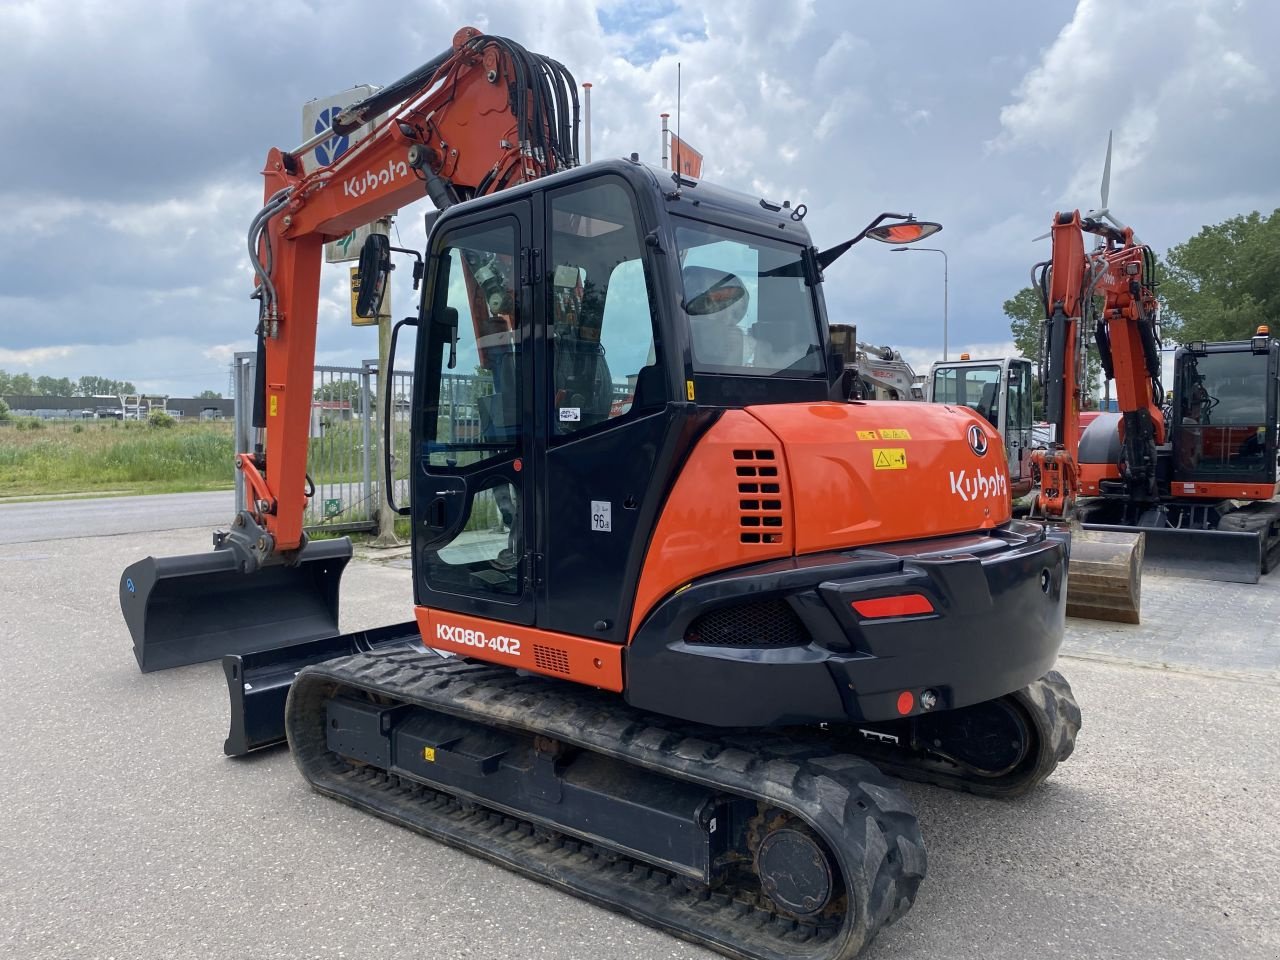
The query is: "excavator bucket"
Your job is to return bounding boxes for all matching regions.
[120,538,353,673]
[1065,527,1145,624]
[1083,523,1262,584]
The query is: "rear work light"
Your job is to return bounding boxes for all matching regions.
[851,594,935,619]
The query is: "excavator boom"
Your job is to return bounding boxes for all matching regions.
[122,29,580,670]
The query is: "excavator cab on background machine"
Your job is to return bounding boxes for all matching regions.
[1078,329,1280,579]
[926,355,1036,499]
[119,29,1080,960]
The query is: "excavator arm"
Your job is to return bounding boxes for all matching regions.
[1031,209,1161,623]
[246,26,578,559]
[1034,209,1163,517]
[120,28,579,671]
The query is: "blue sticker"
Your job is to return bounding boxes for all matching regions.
[126,577,135,595]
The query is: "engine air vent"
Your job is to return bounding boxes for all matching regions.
[733,449,785,544]
[533,644,571,675]
[684,599,810,648]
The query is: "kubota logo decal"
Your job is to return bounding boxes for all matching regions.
[949,468,1008,503]
[343,159,411,199]
[967,423,988,456]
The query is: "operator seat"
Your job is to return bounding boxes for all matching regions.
[976,381,999,428]
[551,262,614,428]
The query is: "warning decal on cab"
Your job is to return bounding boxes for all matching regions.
[856,430,878,441]
[873,448,908,470]
[879,428,911,440]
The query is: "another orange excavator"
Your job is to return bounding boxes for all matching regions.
[120,29,1079,960]
[1032,194,1280,586]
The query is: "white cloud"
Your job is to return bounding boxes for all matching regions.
[0,346,74,367]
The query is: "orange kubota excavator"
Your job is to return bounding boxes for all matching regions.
[1031,199,1280,590]
[120,29,1080,960]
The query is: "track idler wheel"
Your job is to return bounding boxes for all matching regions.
[848,671,1082,798]
[749,810,846,921]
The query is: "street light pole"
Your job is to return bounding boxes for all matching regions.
[892,246,949,361]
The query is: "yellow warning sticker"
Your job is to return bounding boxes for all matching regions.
[423,747,436,762]
[686,380,696,401]
[269,395,278,417]
[879,428,912,440]
[873,448,908,470]
[856,430,878,441]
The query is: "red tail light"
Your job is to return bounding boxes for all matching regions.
[851,594,935,618]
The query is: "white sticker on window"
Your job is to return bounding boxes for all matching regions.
[591,501,612,532]
[559,407,581,422]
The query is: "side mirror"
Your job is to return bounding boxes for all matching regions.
[355,234,392,319]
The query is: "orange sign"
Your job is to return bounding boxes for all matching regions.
[669,132,703,179]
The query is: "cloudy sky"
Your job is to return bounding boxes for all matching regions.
[2,0,1278,395]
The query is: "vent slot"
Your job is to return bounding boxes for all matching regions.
[733,448,786,545]
[684,599,810,648]
[532,644,571,675]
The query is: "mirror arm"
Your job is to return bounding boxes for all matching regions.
[390,246,425,290]
[817,213,911,269]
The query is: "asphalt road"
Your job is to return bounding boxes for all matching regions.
[0,525,1276,960]
[0,490,232,544]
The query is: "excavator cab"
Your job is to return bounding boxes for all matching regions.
[1170,339,1280,487]
[927,356,1036,498]
[397,162,841,645]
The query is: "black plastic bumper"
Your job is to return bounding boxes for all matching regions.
[624,521,1068,726]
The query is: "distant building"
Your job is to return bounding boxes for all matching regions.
[3,394,234,420]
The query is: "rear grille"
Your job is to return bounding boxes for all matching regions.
[684,599,810,648]
[533,644,571,675]
[733,448,784,544]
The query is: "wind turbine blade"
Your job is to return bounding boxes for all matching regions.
[1101,130,1113,210]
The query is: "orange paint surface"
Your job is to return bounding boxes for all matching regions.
[628,403,1012,638]
[416,607,624,692]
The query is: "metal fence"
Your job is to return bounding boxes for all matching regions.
[233,356,612,537]
[233,353,383,535]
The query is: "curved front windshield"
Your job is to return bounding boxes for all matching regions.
[675,220,824,377]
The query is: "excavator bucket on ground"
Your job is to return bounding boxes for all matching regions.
[120,538,352,673]
[1083,522,1262,584]
[1064,527,1144,623]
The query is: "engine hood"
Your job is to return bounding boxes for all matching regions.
[746,401,1010,555]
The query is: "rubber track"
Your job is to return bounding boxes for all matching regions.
[287,650,927,960]
[849,671,1081,799]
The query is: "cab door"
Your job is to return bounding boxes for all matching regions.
[1004,360,1034,482]
[411,202,537,625]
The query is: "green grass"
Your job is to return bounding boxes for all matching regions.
[0,420,237,498]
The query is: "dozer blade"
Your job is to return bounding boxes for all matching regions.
[1065,527,1144,624]
[1084,522,1262,584]
[222,620,423,756]
[120,537,353,673]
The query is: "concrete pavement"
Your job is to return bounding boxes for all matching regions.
[0,490,232,545]
[0,525,1275,960]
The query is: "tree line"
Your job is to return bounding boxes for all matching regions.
[1005,208,1279,399]
[0,370,222,399]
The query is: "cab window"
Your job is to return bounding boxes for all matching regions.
[546,179,665,438]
